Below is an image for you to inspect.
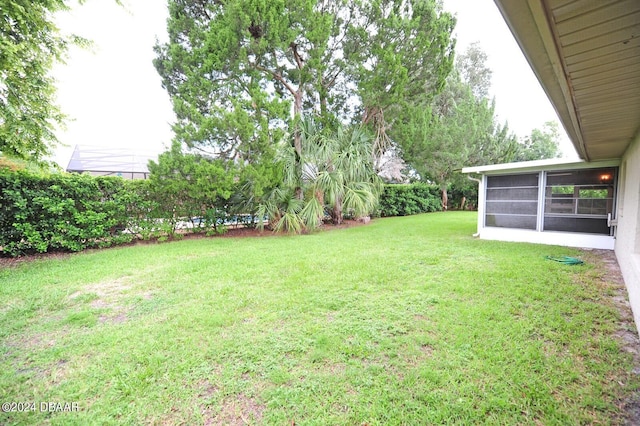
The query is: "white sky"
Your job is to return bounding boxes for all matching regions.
[443,0,575,158]
[52,0,174,166]
[51,0,577,168]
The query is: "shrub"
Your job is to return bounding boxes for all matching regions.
[0,171,135,256]
[147,143,236,236]
[0,148,242,256]
[376,183,442,217]
[448,183,479,211]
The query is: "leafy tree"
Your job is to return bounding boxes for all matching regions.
[153,0,289,163]
[514,121,562,161]
[456,41,492,100]
[352,0,456,162]
[1,1,126,162]
[154,0,456,168]
[147,142,237,235]
[1,0,71,160]
[229,156,284,221]
[394,66,517,209]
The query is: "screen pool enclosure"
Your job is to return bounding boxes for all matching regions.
[66,145,157,179]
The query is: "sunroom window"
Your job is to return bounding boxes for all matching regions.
[483,167,617,235]
[543,168,616,235]
[485,173,538,230]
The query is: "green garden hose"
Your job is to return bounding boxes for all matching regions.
[545,256,584,265]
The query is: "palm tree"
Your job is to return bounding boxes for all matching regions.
[258,119,382,232]
[316,124,382,224]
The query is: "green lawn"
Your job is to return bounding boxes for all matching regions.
[1,212,638,425]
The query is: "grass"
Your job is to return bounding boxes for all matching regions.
[1,211,638,425]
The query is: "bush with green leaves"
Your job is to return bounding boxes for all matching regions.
[0,144,249,256]
[376,183,442,217]
[0,170,135,256]
[147,143,237,236]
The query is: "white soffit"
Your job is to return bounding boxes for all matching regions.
[493,0,640,162]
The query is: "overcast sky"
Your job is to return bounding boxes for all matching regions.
[51,0,577,167]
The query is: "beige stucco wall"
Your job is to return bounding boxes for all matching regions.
[616,130,640,329]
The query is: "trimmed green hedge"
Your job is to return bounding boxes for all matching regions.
[0,171,446,256]
[377,183,442,217]
[0,166,240,257]
[0,171,138,256]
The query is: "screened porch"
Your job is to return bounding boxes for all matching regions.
[463,159,620,250]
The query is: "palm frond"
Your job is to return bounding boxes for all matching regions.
[273,211,305,233]
[300,196,324,230]
[343,182,378,217]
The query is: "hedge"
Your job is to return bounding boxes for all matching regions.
[0,168,244,257]
[0,171,448,257]
[376,183,442,217]
[0,171,140,256]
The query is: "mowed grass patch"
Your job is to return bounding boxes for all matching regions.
[1,211,638,424]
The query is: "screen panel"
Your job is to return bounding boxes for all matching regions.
[543,167,616,235]
[485,173,538,230]
[543,217,610,234]
[485,214,538,230]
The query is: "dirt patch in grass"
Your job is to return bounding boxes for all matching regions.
[419,344,434,357]
[5,331,78,393]
[70,277,132,299]
[98,312,128,324]
[579,249,640,425]
[197,379,220,399]
[69,278,135,324]
[316,361,346,376]
[25,332,62,351]
[205,393,265,426]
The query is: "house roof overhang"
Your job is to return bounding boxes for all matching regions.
[492,0,640,161]
[462,157,620,175]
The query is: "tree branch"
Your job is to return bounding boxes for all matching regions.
[289,42,304,70]
[254,64,297,98]
[322,68,342,90]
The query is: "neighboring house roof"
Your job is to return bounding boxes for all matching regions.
[66,145,156,176]
[493,0,640,161]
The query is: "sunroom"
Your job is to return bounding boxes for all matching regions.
[462,158,619,250]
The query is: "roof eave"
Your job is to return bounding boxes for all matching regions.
[462,158,620,175]
[493,0,589,160]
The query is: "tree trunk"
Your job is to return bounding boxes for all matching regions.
[362,105,389,169]
[315,189,325,226]
[319,87,327,117]
[293,91,303,157]
[441,187,448,211]
[333,195,343,225]
[293,91,303,200]
[460,196,466,211]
